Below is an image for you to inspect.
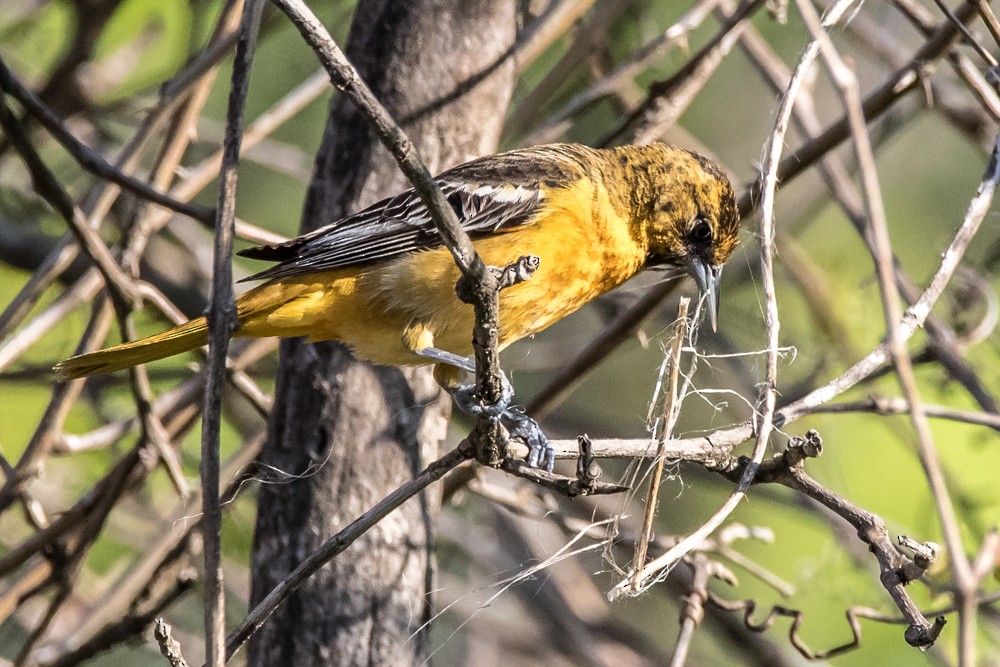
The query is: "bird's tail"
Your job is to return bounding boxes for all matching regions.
[53,276,333,381]
[54,317,210,380]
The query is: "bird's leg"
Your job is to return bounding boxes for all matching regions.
[418,348,555,471]
[419,347,510,418]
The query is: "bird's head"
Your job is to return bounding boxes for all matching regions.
[619,144,740,330]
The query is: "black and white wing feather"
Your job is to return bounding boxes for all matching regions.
[238,144,593,282]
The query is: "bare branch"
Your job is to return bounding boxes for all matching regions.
[224,445,471,662]
[155,619,192,667]
[200,2,267,664]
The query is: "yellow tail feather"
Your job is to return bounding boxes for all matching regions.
[53,278,335,381]
[54,318,210,380]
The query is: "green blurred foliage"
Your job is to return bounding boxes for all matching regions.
[0,0,998,665]
[91,0,193,102]
[0,1,74,82]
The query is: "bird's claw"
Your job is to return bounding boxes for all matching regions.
[503,408,554,473]
[438,355,553,472]
[452,372,515,420]
[452,382,554,472]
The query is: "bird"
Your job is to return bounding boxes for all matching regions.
[55,143,740,468]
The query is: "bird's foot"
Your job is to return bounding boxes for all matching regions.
[453,384,553,471]
[451,378,553,471]
[451,374,514,420]
[416,346,552,471]
[502,407,554,473]
[419,345,513,419]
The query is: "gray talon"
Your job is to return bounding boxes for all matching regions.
[453,383,508,419]
[451,371,514,420]
[503,408,554,472]
[419,345,552,470]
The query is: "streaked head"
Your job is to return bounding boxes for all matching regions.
[617,144,740,330]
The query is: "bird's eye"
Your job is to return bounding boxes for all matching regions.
[690,219,713,244]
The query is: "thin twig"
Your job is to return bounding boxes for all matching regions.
[39,435,265,664]
[743,4,1000,421]
[668,555,711,667]
[44,572,195,667]
[518,425,753,463]
[0,70,325,375]
[797,1,978,661]
[0,96,190,499]
[737,1,979,217]
[223,445,471,662]
[155,619,191,667]
[514,0,597,70]
[0,2,244,341]
[601,0,765,146]
[524,0,721,145]
[631,298,689,590]
[972,0,1000,51]
[803,396,1000,431]
[778,129,1000,425]
[629,3,754,146]
[712,432,946,647]
[200,2,266,665]
[930,0,998,68]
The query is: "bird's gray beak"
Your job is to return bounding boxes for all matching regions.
[687,259,723,332]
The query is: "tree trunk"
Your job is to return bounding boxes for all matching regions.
[247,2,517,665]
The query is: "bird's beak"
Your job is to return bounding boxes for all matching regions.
[687,258,723,332]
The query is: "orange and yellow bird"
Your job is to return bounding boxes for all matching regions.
[55,143,740,466]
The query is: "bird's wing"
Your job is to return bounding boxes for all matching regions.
[238,144,592,282]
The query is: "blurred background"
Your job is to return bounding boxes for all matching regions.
[0,0,999,665]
